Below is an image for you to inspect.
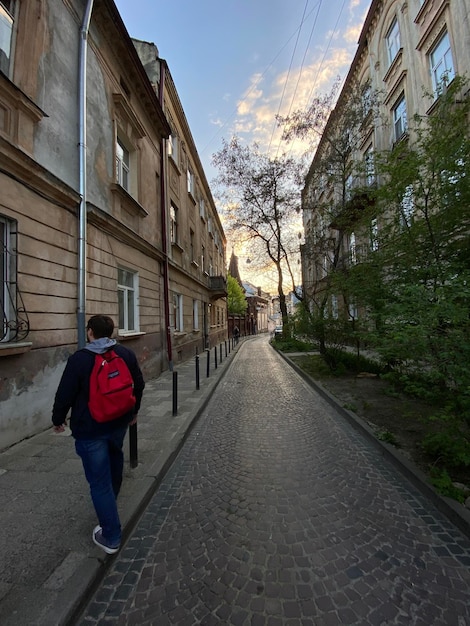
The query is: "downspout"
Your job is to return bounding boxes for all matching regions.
[77,0,94,348]
[158,60,173,370]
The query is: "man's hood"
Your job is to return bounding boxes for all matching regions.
[86,337,117,354]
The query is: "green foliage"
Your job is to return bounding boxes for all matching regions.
[429,467,466,503]
[272,336,316,352]
[377,431,400,447]
[421,416,470,469]
[324,348,383,376]
[227,274,247,315]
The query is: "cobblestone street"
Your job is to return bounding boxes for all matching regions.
[77,336,470,625]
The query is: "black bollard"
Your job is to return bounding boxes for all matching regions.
[129,422,138,468]
[206,348,210,377]
[195,353,200,390]
[225,340,228,357]
[214,345,218,369]
[220,343,223,363]
[228,339,231,354]
[172,370,178,416]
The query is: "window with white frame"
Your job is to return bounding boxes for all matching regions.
[201,245,205,273]
[429,31,455,95]
[192,299,199,330]
[400,184,414,227]
[168,133,179,165]
[392,94,407,141]
[199,198,205,220]
[171,293,183,331]
[386,17,401,65]
[118,268,138,333]
[348,301,358,321]
[331,294,338,320]
[345,173,353,200]
[349,232,357,265]
[0,1,16,77]
[170,203,178,244]
[370,218,379,251]
[364,145,375,186]
[361,82,372,117]
[187,168,195,196]
[116,137,130,191]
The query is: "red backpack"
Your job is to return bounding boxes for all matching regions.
[88,349,136,422]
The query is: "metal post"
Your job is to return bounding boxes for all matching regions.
[195,352,200,390]
[219,343,223,363]
[172,370,178,416]
[129,423,138,468]
[206,348,210,377]
[225,340,227,357]
[214,345,218,369]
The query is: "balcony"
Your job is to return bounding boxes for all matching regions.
[329,188,375,230]
[209,275,227,300]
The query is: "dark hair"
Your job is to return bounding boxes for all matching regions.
[87,315,114,339]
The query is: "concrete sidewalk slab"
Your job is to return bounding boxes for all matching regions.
[0,339,243,626]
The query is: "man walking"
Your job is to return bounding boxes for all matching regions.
[52,315,145,554]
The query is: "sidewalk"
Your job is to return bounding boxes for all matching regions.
[0,339,243,626]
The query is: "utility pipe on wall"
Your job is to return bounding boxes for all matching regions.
[158,60,173,371]
[77,0,94,348]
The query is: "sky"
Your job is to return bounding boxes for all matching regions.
[113,0,371,290]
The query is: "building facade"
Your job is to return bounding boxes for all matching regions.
[301,0,470,316]
[0,0,226,449]
[133,41,227,364]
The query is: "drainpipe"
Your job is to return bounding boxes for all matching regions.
[77,0,94,348]
[158,60,173,370]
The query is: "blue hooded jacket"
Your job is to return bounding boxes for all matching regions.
[52,339,145,439]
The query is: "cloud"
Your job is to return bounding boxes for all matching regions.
[231,45,356,156]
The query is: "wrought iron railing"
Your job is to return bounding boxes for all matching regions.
[1,280,30,342]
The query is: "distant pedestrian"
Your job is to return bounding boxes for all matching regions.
[52,315,145,554]
[233,325,240,345]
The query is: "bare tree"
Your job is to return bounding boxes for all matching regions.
[212,137,301,325]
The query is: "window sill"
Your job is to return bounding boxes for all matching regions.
[191,260,199,268]
[111,184,149,218]
[118,331,146,341]
[0,342,33,357]
[173,331,187,338]
[383,49,403,84]
[171,241,184,252]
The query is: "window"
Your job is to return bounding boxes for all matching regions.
[199,198,205,221]
[370,218,379,251]
[201,245,205,272]
[171,293,183,331]
[170,203,178,244]
[331,294,338,320]
[345,173,353,200]
[364,145,375,186]
[386,18,401,65]
[349,232,357,265]
[393,95,407,141]
[116,138,130,191]
[193,299,199,330]
[0,1,16,77]
[118,268,138,332]
[400,184,414,227]
[361,82,372,117]
[1,215,29,342]
[190,229,195,263]
[348,301,358,320]
[187,168,195,196]
[168,133,179,165]
[429,31,454,95]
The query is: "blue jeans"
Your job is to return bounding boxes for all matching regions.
[75,426,127,545]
